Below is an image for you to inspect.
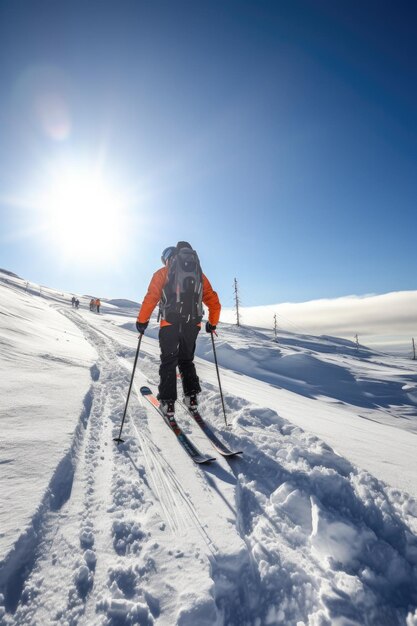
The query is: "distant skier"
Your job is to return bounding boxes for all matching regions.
[75,298,80,309]
[71,296,76,308]
[136,241,221,418]
[95,298,101,314]
[89,298,96,312]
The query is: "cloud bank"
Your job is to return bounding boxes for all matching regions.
[221,290,417,353]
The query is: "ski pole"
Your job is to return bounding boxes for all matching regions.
[210,331,228,428]
[114,333,143,445]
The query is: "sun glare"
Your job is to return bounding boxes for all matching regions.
[40,166,128,264]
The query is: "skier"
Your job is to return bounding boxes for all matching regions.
[75,298,80,309]
[136,241,221,417]
[71,296,76,308]
[89,298,95,312]
[95,298,101,313]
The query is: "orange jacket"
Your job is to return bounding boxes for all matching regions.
[137,266,221,327]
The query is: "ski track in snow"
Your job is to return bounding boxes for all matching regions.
[129,411,217,552]
[1,309,154,625]
[1,283,417,625]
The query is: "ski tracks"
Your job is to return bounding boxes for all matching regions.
[0,310,156,625]
[1,309,244,626]
[129,406,217,554]
[74,316,253,625]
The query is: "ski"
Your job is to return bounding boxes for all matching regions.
[140,386,216,465]
[180,402,243,458]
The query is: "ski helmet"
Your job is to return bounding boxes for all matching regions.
[161,246,176,265]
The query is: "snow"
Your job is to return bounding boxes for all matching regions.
[0,278,96,560]
[1,269,417,625]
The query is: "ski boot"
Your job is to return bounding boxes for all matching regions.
[159,400,175,418]
[184,393,199,410]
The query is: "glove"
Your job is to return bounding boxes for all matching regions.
[136,320,149,334]
[205,322,216,333]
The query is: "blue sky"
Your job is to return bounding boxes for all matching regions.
[0,0,416,308]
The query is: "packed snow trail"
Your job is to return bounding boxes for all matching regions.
[1,280,417,625]
[1,307,250,625]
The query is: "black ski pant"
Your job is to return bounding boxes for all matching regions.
[158,322,201,402]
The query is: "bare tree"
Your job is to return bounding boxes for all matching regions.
[273,314,278,342]
[234,278,241,327]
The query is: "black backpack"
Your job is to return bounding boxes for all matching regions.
[160,246,203,323]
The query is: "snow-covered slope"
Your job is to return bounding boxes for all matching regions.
[0,277,96,558]
[1,270,417,626]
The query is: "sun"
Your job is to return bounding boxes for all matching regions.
[40,165,129,264]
